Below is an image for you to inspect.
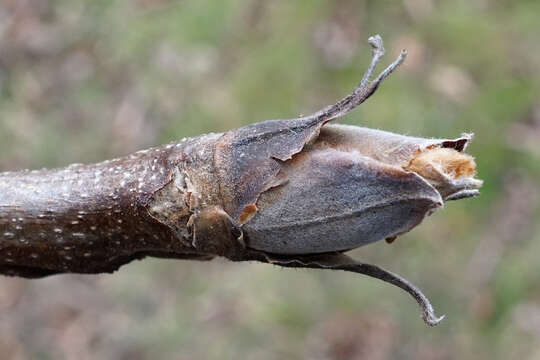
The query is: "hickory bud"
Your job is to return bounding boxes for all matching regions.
[244,124,481,254]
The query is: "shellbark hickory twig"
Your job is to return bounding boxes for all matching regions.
[0,35,482,326]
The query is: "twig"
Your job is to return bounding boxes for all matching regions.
[0,35,482,327]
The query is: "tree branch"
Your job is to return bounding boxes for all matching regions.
[0,35,482,326]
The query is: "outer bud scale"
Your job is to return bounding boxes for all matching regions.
[242,124,481,254]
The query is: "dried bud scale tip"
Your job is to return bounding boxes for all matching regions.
[0,35,482,326]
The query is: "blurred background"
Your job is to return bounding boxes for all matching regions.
[0,0,539,359]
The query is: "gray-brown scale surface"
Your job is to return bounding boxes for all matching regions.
[0,133,220,277]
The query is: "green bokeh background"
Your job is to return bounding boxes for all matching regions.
[0,1,539,359]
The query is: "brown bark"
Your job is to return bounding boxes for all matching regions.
[0,134,218,277]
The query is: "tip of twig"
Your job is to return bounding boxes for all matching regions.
[373,49,408,83]
[424,309,446,326]
[368,34,385,55]
[398,49,408,64]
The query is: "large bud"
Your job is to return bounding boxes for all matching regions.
[243,124,482,254]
